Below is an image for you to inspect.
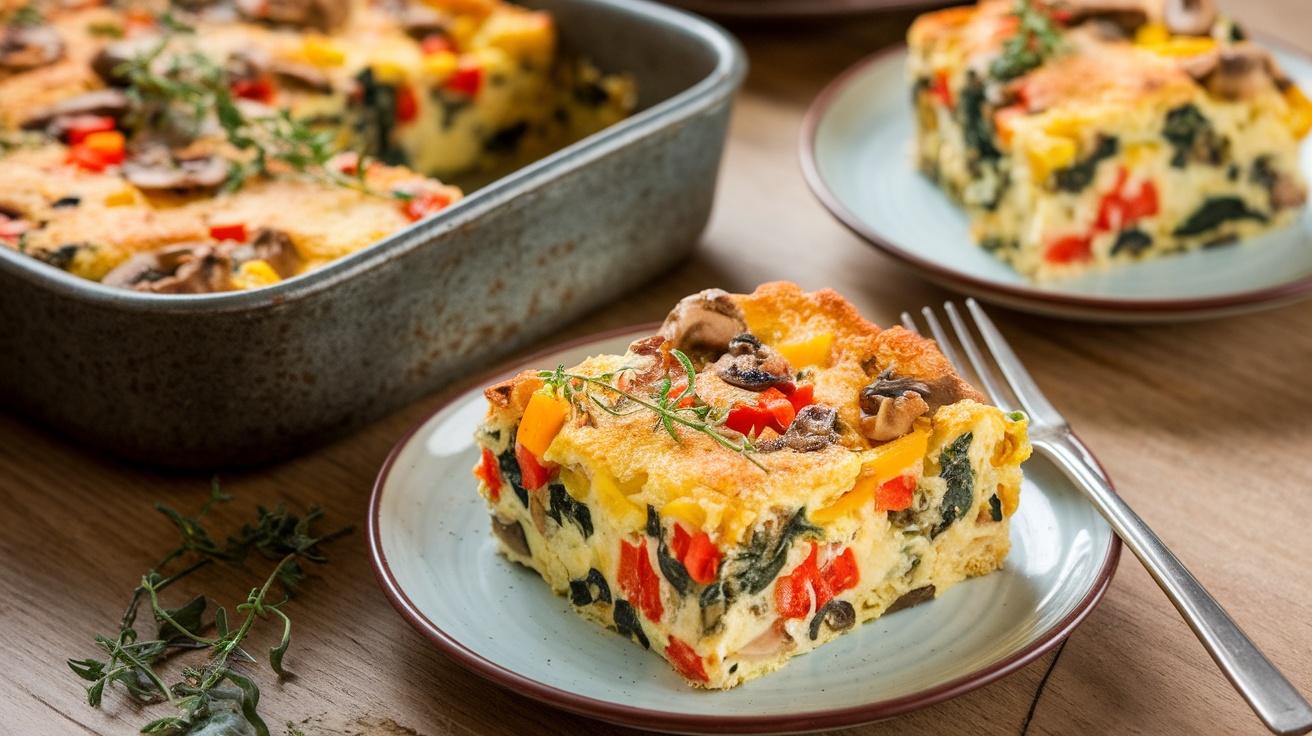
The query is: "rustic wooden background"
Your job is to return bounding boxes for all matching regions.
[3,0,1310,733]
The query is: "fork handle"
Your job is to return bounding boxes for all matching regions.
[1039,434,1312,736]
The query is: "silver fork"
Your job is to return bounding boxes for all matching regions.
[903,299,1312,736]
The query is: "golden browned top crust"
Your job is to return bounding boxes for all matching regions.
[478,283,995,542]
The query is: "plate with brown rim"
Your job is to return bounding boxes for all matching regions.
[367,326,1120,733]
[800,45,1312,322]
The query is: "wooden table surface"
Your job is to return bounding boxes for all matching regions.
[5,2,1312,734]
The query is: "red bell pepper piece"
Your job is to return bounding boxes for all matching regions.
[930,70,953,108]
[619,539,663,623]
[514,441,556,491]
[781,383,814,413]
[0,215,31,244]
[395,84,419,124]
[1044,234,1092,265]
[670,523,691,560]
[682,531,721,585]
[63,115,116,146]
[1095,168,1159,232]
[873,475,916,513]
[446,65,482,97]
[231,76,276,104]
[774,543,861,620]
[209,223,248,242]
[402,190,453,222]
[664,636,709,683]
[474,447,502,501]
[726,387,797,437]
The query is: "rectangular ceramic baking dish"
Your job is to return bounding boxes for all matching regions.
[0,0,746,468]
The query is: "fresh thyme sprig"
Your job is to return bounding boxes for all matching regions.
[117,31,397,198]
[990,0,1067,81]
[538,349,768,471]
[67,480,348,736]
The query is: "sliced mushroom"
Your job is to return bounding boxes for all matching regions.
[395,1,449,38]
[90,36,160,86]
[657,288,748,358]
[122,153,231,193]
[236,0,351,32]
[809,599,856,641]
[1062,0,1148,37]
[859,368,948,442]
[490,514,531,557]
[18,89,131,133]
[713,333,794,391]
[101,243,235,294]
[759,404,839,453]
[886,584,937,614]
[1205,44,1279,100]
[270,60,334,93]
[249,227,301,277]
[1270,175,1308,211]
[1163,0,1216,37]
[0,23,63,70]
[1176,48,1221,81]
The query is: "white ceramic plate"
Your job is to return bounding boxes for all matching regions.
[368,327,1121,733]
[800,45,1312,322]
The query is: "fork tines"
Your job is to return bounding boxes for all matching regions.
[900,299,1061,428]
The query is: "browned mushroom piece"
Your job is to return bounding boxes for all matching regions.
[759,404,840,453]
[395,1,449,38]
[1204,44,1279,100]
[1061,0,1149,37]
[18,89,131,134]
[249,227,302,277]
[1163,0,1217,37]
[1176,47,1221,81]
[101,243,236,294]
[886,584,937,613]
[90,36,160,86]
[236,0,351,32]
[858,368,968,442]
[490,514,531,557]
[122,153,232,193]
[1270,175,1308,211]
[270,60,334,93]
[712,333,794,391]
[657,288,748,358]
[0,22,64,70]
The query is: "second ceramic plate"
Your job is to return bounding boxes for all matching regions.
[801,45,1312,321]
[369,327,1121,733]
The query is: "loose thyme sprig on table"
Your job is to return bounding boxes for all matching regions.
[538,349,768,471]
[67,480,348,736]
[990,0,1067,81]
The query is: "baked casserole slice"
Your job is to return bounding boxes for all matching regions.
[472,283,1031,689]
[909,0,1312,279]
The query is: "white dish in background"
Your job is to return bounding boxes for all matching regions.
[801,45,1312,322]
[368,327,1121,734]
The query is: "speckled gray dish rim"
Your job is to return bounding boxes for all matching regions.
[799,43,1312,323]
[662,0,941,20]
[367,324,1123,735]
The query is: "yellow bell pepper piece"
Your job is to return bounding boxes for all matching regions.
[1284,85,1312,139]
[302,37,345,67]
[811,430,928,523]
[422,50,458,84]
[1026,134,1078,182]
[660,498,707,529]
[1133,22,1171,46]
[776,332,834,369]
[231,260,283,290]
[518,391,568,457]
[589,471,645,531]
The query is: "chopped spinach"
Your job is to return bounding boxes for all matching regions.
[933,433,974,537]
[699,582,726,635]
[51,195,81,208]
[39,244,81,271]
[613,599,649,649]
[1052,136,1118,193]
[351,69,406,166]
[729,508,821,597]
[988,494,1003,522]
[1111,229,1152,256]
[646,507,694,596]
[485,121,528,155]
[569,568,611,607]
[958,72,1000,166]
[1163,104,1228,168]
[496,445,529,508]
[1173,197,1268,237]
[547,483,593,539]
